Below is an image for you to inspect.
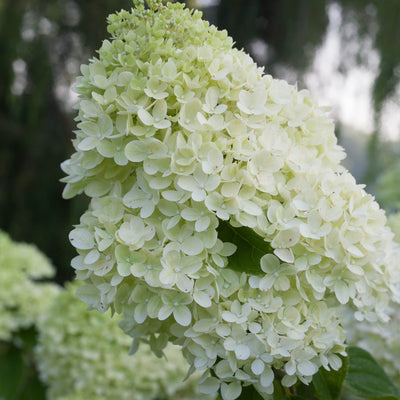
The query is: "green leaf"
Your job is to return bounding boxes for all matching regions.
[0,343,26,400]
[295,380,318,400]
[237,385,265,400]
[18,373,47,400]
[344,346,400,399]
[217,220,274,275]
[14,327,38,351]
[273,379,287,400]
[312,355,348,400]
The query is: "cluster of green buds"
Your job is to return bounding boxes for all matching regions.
[61,1,400,398]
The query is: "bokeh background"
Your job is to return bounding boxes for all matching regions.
[1,0,400,282]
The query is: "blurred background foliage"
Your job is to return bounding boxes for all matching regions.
[1,0,400,281]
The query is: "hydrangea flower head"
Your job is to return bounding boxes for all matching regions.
[345,212,400,386]
[35,281,210,400]
[62,1,400,397]
[0,230,59,341]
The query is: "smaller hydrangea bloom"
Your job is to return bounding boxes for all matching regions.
[35,281,212,400]
[0,230,59,341]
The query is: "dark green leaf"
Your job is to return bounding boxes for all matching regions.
[0,343,26,400]
[295,380,318,399]
[312,355,348,400]
[273,379,287,400]
[217,220,273,275]
[237,385,265,400]
[13,327,38,351]
[344,346,400,399]
[19,373,47,400]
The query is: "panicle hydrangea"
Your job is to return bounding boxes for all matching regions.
[35,281,210,400]
[61,1,400,397]
[345,212,400,385]
[0,230,59,341]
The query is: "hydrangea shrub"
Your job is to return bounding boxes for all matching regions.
[61,1,400,398]
[0,230,59,341]
[35,281,210,400]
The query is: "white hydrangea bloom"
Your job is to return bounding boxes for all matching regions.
[35,281,211,400]
[61,1,400,398]
[345,213,400,385]
[0,230,59,341]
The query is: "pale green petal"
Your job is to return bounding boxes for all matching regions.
[297,360,318,376]
[69,228,94,250]
[221,382,241,400]
[137,108,154,126]
[158,304,173,320]
[173,306,191,326]
[251,359,265,375]
[199,377,220,394]
[124,141,147,162]
[335,280,350,304]
[181,236,204,256]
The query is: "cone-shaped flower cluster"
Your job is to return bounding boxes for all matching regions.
[35,281,210,400]
[62,1,400,397]
[0,230,59,341]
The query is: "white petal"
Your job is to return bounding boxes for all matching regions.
[273,248,294,263]
[181,208,200,221]
[195,216,211,232]
[194,290,212,308]
[297,360,318,376]
[199,377,220,394]
[77,136,98,151]
[84,249,99,264]
[124,141,146,162]
[76,284,99,305]
[285,359,296,376]
[221,311,237,323]
[111,273,123,286]
[177,275,194,293]
[251,359,265,375]
[134,303,147,323]
[137,108,154,126]
[158,305,173,320]
[177,175,197,192]
[173,306,192,326]
[235,344,250,360]
[260,367,274,387]
[335,280,350,304]
[159,268,175,286]
[181,236,204,256]
[192,189,206,202]
[221,382,242,400]
[117,262,131,277]
[69,228,94,250]
[260,254,280,273]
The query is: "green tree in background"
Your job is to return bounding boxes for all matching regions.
[0,0,131,281]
